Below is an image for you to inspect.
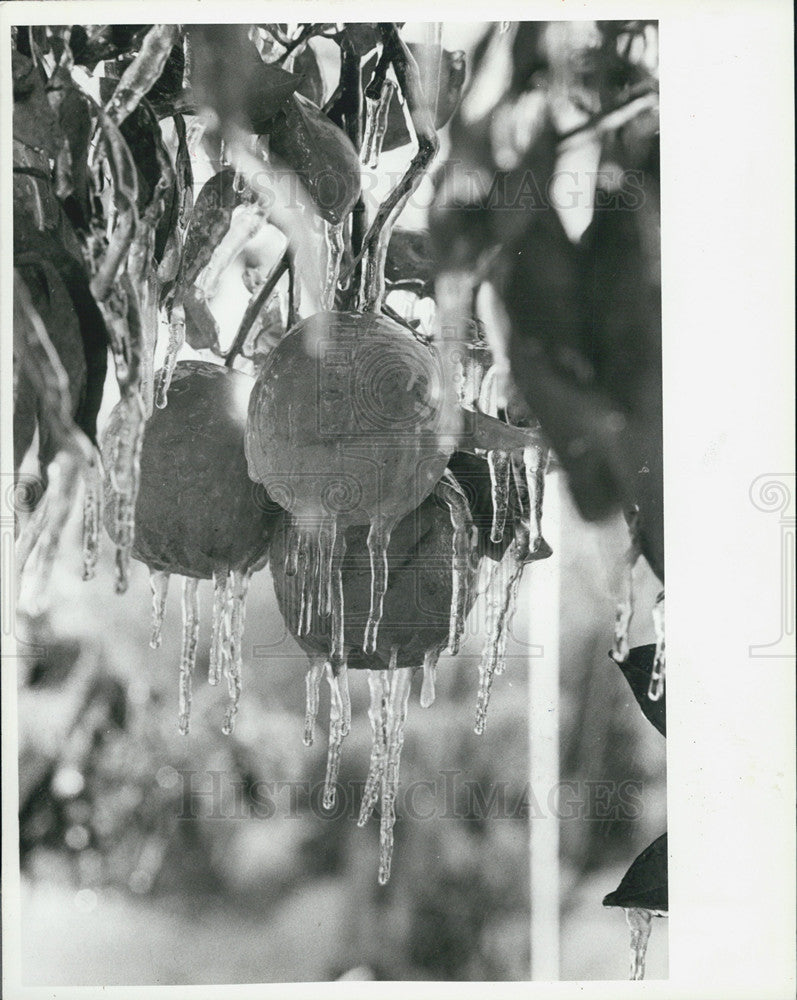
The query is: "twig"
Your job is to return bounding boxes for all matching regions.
[356,24,440,313]
[225,255,289,368]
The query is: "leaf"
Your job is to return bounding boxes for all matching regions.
[384,227,434,293]
[12,50,62,157]
[183,287,221,352]
[269,94,361,224]
[446,451,516,562]
[146,41,185,108]
[610,644,666,736]
[178,168,241,291]
[54,84,93,231]
[15,220,109,448]
[70,24,152,71]
[14,259,86,470]
[294,44,324,106]
[603,833,668,912]
[362,44,466,153]
[188,25,301,137]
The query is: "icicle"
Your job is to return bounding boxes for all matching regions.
[361,78,397,169]
[625,907,653,980]
[298,531,316,637]
[330,531,347,672]
[209,570,229,684]
[323,662,347,810]
[18,453,85,615]
[487,450,511,543]
[154,305,184,409]
[149,569,170,649]
[611,508,641,664]
[475,542,526,734]
[478,364,512,543]
[81,451,102,581]
[320,221,345,311]
[303,657,326,746]
[648,591,665,701]
[138,269,159,418]
[420,648,440,708]
[284,520,301,576]
[316,516,337,617]
[461,345,488,410]
[379,665,413,885]
[194,202,269,302]
[434,475,473,654]
[523,443,549,556]
[364,515,394,653]
[222,570,250,735]
[109,391,146,593]
[358,670,390,827]
[178,577,199,735]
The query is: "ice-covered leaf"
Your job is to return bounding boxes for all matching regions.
[69,24,151,71]
[14,260,86,470]
[269,94,361,224]
[610,644,666,736]
[12,50,62,157]
[384,227,434,293]
[603,833,668,912]
[362,44,466,153]
[178,168,241,290]
[294,44,324,106]
[188,25,301,137]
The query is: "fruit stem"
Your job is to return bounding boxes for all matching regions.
[224,255,289,368]
[356,24,440,314]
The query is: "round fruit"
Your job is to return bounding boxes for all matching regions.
[245,310,460,530]
[101,360,280,737]
[103,360,276,578]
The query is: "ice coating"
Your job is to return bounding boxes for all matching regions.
[149,569,170,649]
[154,305,185,409]
[611,508,641,664]
[487,450,511,544]
[321,221,345,311]
[209,570,228,685]
[625,907,653,980]
[523,442,549,555]
[358,669,391,827]
[81,452,102,581]
[648,591,665,701]
[434,474,473,654]
[364,516,394,653]
[284,521,300,577]
[18,453,85,615]
[378,665,413,884]
[361,78,397,169]
[420,647,441,709]
[479,365,511,543]
[316,516,337,617]
[323,662,346,809]
[178,576,200,735]
[475,540,526,734]
[222,570,249,735]
[329,532,347,671]
[303,657,326,747]
[109,391,146,593]
[194,202,269,302]
[337,663,352,737]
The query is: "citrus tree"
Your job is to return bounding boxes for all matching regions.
[12,21,664,979]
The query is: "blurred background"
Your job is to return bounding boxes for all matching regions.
[16,475,666,984]
[12,20,666,985]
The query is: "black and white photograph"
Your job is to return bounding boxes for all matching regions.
[1,4,793,997]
